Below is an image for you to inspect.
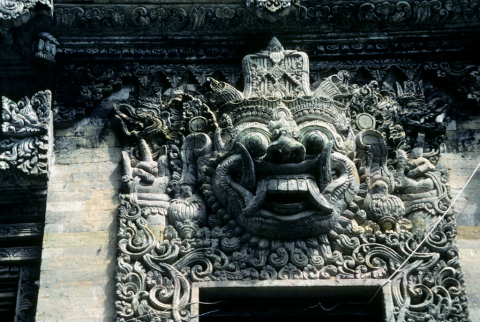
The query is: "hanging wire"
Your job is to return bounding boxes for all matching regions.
[188,309,221,319]
[366,158,480,304]
[124,158,480,321]
[303,301,343,311]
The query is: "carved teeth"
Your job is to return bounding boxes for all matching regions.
[277,179,288,193]
[266,175,315,194]
[267,178,278,193]
[250,213,331,224]
[287,178,298,193]
[297,179,308,192]
[262,174,333,216]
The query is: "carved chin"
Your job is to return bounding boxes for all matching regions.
[239,208,339,239]
[213,149,347,239]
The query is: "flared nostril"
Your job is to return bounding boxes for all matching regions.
[291,145,306,163]
[266,134,306,164]
[273,149,284,161]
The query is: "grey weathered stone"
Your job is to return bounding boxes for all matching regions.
[0,0,479,321]
[114,39,470,322]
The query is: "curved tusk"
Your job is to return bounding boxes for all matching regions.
[237,142,256,191]
[317,141,333,192]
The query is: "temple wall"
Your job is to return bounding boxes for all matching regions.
[35,101,122,321]
[34,100,480,321]
[2,0,480,319]
[449,116,480,319]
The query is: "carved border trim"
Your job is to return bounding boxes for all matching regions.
[52,2,480,34]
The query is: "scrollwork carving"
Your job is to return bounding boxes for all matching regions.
[52,1,480,34]
[115,39,469,321]
[0,91,52,182]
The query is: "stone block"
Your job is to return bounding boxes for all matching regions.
[44,223,64,234]
[38,270,64,285]
[42,231,114,248]
[55,148,123,165]
[458,227,480,240]
[54,137,77,151]
[62,269,110,283]
[63,219,117,233]
[40,247,64,259]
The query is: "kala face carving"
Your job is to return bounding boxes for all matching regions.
[115,38,466,322]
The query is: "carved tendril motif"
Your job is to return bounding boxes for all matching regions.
[115,39,469,322]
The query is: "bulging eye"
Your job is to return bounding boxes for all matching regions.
[243,132,269,157]
[302,130,326,154]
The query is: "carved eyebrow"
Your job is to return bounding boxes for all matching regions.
[233,122,272,143]
[295,120,336,132]
[234,122,271,134]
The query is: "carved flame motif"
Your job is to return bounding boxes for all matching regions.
[115,39,469,322]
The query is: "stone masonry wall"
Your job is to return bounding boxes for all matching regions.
[35,97,122,321]
[35,104,480,321]
[448,115,480,320]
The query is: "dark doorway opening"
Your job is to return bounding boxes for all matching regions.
[198,284,385,322]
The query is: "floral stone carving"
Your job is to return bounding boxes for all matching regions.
[0,91,52,182]
[0,0,52,30]
[115,38,469,321]
[246,0,301,21]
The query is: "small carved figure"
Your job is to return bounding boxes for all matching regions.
[31,32,59,69]
[394,149,447,233]
[115,103,171,215]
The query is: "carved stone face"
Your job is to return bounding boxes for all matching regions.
[213,109,359,239]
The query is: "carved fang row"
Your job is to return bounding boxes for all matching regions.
[264,175,312,194]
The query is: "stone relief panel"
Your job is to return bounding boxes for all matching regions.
[0,91,52,184]
[52,1,480,34]
[51,57,480,127]
[114,38,468,321]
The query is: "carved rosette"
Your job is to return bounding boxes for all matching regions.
[115,39,469,322]
[245,0,301,22]
[0,91,52,182]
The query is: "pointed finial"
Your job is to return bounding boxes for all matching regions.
[267,37,283,51]
[266,37,284,64]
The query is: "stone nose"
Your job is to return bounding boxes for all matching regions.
[265,131,306,164]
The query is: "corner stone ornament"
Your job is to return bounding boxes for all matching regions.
[0,0,53,30]
[115,38,469,321]
[0,91,52,183]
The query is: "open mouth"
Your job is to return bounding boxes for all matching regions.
[213,140,358,238]
[260,174,333,218]
[219,142,335,223]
